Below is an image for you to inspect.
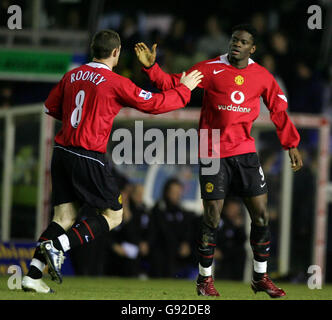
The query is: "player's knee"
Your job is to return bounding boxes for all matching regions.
[53,214,76,231]
[53,203,77,230]
[102,208,123,230]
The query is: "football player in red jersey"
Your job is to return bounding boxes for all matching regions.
[135,24,303,298]
[22,29,203,293]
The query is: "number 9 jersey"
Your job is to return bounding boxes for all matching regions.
[44,62,192,153]
[143,54,301,158]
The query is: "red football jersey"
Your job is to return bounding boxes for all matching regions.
[44,62,191,153]
[143,54,300,158]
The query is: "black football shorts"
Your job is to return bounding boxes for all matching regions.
[199,152,268,200]
[51,144,122,211]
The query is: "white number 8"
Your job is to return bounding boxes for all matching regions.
[71,90,85,128]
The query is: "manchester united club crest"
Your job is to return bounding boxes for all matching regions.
[205,182,214,193]
[235,75,244,85]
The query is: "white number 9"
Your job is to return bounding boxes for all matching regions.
[259,166,265,181]
[71,90,85,128]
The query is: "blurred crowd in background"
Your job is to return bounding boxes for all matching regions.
[0,0,331,282]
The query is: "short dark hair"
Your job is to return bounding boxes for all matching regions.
[231,24,257,44]
[162,177,183,200]
[90,29,121,59]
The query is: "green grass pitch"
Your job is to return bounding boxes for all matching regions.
[0,276,331,300]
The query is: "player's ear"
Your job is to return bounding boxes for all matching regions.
[250,45,256,55]
[112,46,121,58]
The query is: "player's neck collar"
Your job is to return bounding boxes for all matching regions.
[220,54,255,66]
[86,62,112,71]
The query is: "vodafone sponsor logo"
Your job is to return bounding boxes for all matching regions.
[217,104,251,113]
[217,90,251,113]
[230,91,245,104]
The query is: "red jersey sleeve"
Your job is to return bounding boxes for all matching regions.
[262,73,300,149]
[142,62,206,91]
[44,75,65,121]
[116,76,191,114]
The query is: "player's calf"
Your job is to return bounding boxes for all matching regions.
[52,214,111,253]
[196,220,220,296]
[197,222,217,270]
[250,223,271,280]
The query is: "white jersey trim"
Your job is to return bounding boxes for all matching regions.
[206,54,255,65]
[54,145,105,166]
[86,62,112,71]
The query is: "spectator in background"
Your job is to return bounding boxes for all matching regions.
[119,16,141,49]
[214,199,246,280]
[165,18,191,56]
[107,183,150,277]
[250,12,269,55]
[147,29,167,69]
[260,54,287,93]
[129,184,150,264]
[269,31,294,93]
[148,178,195,278]
[289,60,325,114]
[260,53,287,114]
[164,18,195,72]
[196,15,229,59]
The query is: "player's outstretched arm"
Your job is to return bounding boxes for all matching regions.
[288,147,303,172]
[118,71,203,114]
[262,73,302,164]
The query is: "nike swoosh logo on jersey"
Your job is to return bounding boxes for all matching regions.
[213,69,225,75]
[260,183,266,188]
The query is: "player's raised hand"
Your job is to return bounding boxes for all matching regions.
[289,147,303,172]
[135,42,157,68]
[180,70,204,91]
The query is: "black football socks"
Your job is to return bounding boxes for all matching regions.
[197,222,217,278]
[52,214,109,252]
[250,224,271,281]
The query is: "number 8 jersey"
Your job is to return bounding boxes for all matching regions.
[44,62,192,153]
